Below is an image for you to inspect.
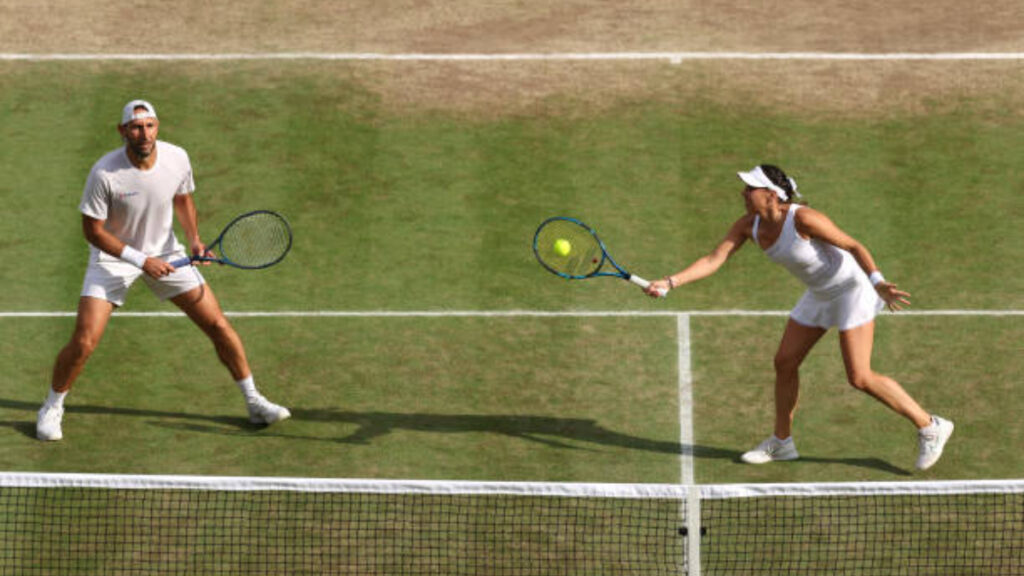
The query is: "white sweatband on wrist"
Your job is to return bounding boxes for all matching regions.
[869,271,886,286]
[120,246,148,268]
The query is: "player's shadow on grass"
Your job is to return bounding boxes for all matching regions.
[0,399,910,474]
[0,398,258,440]
[295,408,702,455]
[781,456,911,476]
[286,409,910,474]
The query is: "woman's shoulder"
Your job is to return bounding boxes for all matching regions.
[792,205,828,224]
[792,205,845,239]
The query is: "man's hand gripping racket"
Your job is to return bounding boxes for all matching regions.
[170,210,293,270]
[533,216,667,297]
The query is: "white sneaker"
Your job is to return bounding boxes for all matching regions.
[247,395,291,425]
[916,416,954,471]
[741,435,799,464]
[37,404,64,441]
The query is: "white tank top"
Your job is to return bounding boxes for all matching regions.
[753,205,861,298]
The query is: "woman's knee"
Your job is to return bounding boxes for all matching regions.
[774,351,802,377]
[846,371,874,391]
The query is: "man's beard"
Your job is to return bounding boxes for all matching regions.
[129,140,154,158]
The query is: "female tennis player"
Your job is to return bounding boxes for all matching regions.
[645,165,953,471]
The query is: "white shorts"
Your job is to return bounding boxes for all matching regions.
[81,252,206,307]
[790,274,885,332]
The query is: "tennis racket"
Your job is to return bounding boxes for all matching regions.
[533,216,665,295]
[170,210,292,270]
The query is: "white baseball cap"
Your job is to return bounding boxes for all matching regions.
[120,99,158,125]
[737,165,800,201]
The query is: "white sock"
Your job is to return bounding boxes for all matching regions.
[236,376,258,402]
[773,435,793,444]
[46,389,67,409]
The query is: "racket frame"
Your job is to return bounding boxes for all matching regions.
[533,216,652,289]
[169,210,292,270]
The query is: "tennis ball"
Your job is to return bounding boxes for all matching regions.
[553,238,572,256]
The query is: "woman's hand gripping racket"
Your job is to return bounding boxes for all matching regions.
[170,210,293,270]
[533,216,666,297]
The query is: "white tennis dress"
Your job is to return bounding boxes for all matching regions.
[754,205,883,331]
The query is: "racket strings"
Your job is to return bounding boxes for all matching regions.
[534,220,603,277]
[219,212,292,268]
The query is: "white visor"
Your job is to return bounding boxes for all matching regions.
[737,165,799,201]
[120,99,158,125]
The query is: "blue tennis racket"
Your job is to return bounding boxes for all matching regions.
[170,210,292,270]
[533,216,665,295]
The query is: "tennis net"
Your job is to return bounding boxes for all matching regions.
[0,473,1020,575]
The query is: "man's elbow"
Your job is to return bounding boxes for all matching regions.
[81,222,99,242]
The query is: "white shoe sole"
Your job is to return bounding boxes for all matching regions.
[37,430,63,441]
[741,450,799,464]
[249,406,291,425]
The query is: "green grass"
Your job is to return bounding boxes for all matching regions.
[0,61,1020,483]
[2,316,681,482]
[1,62,1022,314]
[4,313,1019,482]
[693,315,1024,482]
[1,58,1021,576]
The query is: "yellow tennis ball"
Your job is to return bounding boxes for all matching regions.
[553,238,572,256]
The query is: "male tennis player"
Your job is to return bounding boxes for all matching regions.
[644,164,953,471]
[36,100,290,441]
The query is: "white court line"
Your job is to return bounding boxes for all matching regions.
[672,314,699,576]
[4,52,1024,62]
[0,309,1021,318]
[677,314,694,486]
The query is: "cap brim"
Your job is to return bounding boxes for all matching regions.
[737,169,771,189]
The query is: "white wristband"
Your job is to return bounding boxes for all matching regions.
[120,245,148,268]
[869,271,886,286]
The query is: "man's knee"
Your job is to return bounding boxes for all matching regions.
[67,332,101,361]
[203,315,236,340]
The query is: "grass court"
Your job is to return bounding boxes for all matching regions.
[1,5,1023,573]
[0,61,1020,485]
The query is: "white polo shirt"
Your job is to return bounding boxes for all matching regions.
[79,140,195,262]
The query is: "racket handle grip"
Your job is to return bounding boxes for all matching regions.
[628,275,668,297]
[628,274,650,289]
[169,257,193,268]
